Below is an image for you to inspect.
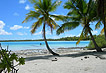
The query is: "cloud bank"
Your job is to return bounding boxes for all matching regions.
[0,20,12,35]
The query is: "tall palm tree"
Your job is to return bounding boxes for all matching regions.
[95,0,106,40]
[57,0,102,52]
[22,0,65,56]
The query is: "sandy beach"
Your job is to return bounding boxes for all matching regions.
[15,49,106,73]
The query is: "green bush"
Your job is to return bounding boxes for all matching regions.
[0,46,25,73]
[87,35,106,49]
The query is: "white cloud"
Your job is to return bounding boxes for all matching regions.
[0,21,5,29]
[10,25,23,30]
[19,0,26,4]
[65,34,75,37]
[25,5,30,10]
[17,32,27,35]
[33,31,42,35]
[51,36,60,39]
[0,20,12,35]
[92,30,98,35]
[0,30,12,35]
[10,25,30,30]
[13,12,19,16]
[33,30,52,35]
[24,26,29,29]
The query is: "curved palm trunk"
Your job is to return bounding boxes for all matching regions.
[88,26,103,52]
[103,0,106,40]
[43,23,59,56]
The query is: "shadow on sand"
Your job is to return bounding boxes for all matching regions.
[25,51,106,62]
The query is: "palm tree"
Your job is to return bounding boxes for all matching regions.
[95,0,106,40]
[22,0,65,56]
[57,0,102,52]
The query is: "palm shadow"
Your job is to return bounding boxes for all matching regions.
[25,51,106,62]
[25,55,56,61]
[61,51,106,59]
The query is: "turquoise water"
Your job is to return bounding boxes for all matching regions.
[0,41,90,51]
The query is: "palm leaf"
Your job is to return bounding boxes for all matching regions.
[31,17,44,34]
[76,30,84,45]
[22,11,40,23]
[48,0,62,12]
[56,22,80,35]
[64,0,83,17]
[100,28,104,35]
[86,0,93,14]
[76,25,91,45]
[49,17,59,29]
[33,0,45,14]
[46,17,53,33]
[50,14,70,21]
[95,20,102,29]
[29,0,37,4]
[46,17,59,33]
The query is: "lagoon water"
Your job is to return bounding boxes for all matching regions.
[0,41,90,51]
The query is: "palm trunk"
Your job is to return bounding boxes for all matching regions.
[88,27,102,52]
[43,23,59,56]
[103,16,106,40]
[103,0,106,40]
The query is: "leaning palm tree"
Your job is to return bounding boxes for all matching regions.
[57,0,102,52]
[95,0,106,40]
[22,0,65,56]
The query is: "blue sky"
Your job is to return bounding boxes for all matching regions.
[0,0,103,40]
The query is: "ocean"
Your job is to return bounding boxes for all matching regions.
[0,41,90,51]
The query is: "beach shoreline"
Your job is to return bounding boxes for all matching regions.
[13,47,90,57]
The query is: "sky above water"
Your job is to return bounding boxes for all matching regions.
[0,0,103,40]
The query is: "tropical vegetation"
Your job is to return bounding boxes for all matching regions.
[0,46,25,73]
[88,35,106,49]
[57,0,103,52]
[22,0,67,56]
[96,0,106,40]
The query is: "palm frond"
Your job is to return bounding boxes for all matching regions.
[64,0,83,17]
[46,17,59,34]
[56,22,80,35]
[75,0,87,15]
[49,17,59,29]
[31,17,44,34]
[87,0,97,21]
[29,0,37,4]
[50,14,70,21]
[46,17,53,33]
[34,2,45,14]
[100,28,104,35]
[47,0,62,12]
[95,20,102,29]
[76,30,84,45]
[22,11,40,23]
[87,0,93,14]
[76,25,90,45]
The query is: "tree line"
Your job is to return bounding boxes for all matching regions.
[0,35,92,42]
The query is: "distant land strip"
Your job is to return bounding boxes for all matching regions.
[0,36,92,42]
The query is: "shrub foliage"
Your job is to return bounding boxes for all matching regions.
[88,35,106,49]
[0,46,25,73]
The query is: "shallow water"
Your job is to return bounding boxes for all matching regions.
[0,41,90,51]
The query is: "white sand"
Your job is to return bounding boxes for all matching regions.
[17,51,106,73]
